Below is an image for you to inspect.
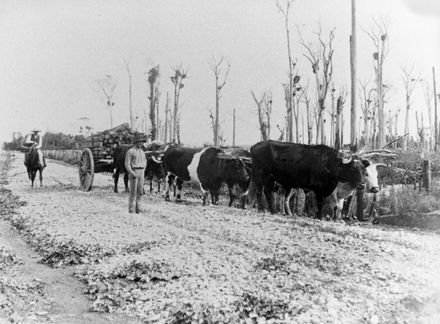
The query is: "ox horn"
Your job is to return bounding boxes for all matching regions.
[217,153,236,160]
[150,155,163,163]
[239,157,253,164]
[338,150,352,164]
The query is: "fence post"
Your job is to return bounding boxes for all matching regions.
[423,159,431,194]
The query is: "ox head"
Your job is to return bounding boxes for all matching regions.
[217,153,251,193]
[358,159,381,193]
[337,151,380,194]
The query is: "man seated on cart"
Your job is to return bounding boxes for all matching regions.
[23,129,46,169]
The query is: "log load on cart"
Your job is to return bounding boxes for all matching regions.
[78,123,136,191]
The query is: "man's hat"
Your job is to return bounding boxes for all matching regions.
[31,129,41,132]
[133,133,147,143]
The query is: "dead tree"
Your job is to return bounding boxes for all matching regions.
[294,87,306,142]
[163,92,170,142]
[208,56,231,147]
[359,80,376,146]
[124,59,134,129]
[302,89,313,145]
[299,25,335,144]
[251,91,273,141]
[170,66,187,143]
[401,66,422,150]
[148,65,160,140]
[350,0,358,147]
[97,75,117,128]
[334,90,347,150]
[365,18,389,148]
[423,81,433,150]
[277,0,301,143]
[416,111,425,150]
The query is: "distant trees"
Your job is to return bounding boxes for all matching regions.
[97,75,117,128]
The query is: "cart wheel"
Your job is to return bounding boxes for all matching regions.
[79,148,94,191]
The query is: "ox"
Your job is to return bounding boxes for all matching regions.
[223,147,253,208]
[24,146,44,187]
[163,146,250,205]
[250,140,379,219]
[112,144,165,193]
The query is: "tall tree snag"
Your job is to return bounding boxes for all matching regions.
[365,18,389,148]
[299,25,335,144]
[277,0,301,142]
[124,59,134,129]
[251,91,273,141]
[401,66,422,150]
[148,65,160,140]
[170,66,187,143]
[97,75,117,128]
[208,56,231,147]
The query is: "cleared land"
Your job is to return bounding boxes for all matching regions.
[1,150,440,323]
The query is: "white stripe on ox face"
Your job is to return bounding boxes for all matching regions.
[364,162,380,192]
[187,148,209,194]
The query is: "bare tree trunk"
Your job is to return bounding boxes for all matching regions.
[350,0,357,147]
[209,57,230,147]
[233,108,236,146]
[164,92,169,142]
[171,67,187,143]
[433,67,438,151]
[306,99,312,144]
[126,62,133,129]
[404,95,410,150]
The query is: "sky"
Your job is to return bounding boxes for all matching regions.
[0,0,439,146]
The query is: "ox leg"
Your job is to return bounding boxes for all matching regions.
[201,188,209,206]
[228,185,235,207]
[123,172,129,193]
[284,188,295,216]
[255,182,264,212]
[315,193,325,220]
[263,180,275,214]
[149,177,153,194]
[165,174,172,201]
[210,190,219,205]
[39,169,43,187]
[31,171,36,188]
[176,177,183,202]
[328,190,343,221]
[113,169,119,193]
[240,196,246,209]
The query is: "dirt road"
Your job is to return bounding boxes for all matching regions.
[2,150,440,323]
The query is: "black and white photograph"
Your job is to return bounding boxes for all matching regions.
[1,0,440,323]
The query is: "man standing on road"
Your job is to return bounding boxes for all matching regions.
[125,133,147,213]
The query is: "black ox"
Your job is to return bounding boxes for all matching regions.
[112,144,165,193]
[24,146,44,187]
[250,140,380,219]
[163,146,251,206]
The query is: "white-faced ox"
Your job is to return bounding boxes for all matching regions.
[250,140,380,219]
[163,147,251,206]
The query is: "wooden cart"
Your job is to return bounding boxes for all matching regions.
[78,134,117,191]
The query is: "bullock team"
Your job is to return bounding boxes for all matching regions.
[113,138,381,220]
